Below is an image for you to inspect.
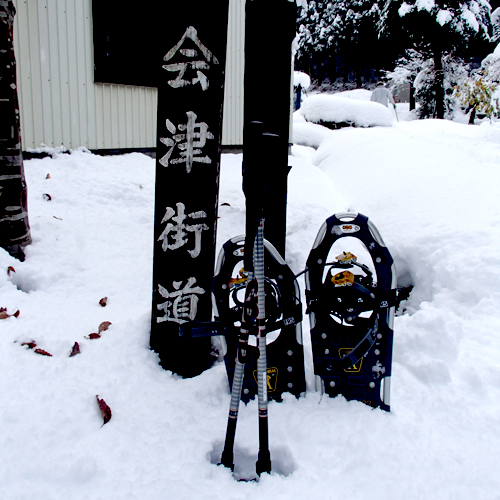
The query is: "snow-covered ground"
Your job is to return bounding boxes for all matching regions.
[1,99,500,499]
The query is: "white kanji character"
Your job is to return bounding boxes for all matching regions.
[157,277,205,324]
[162,26,218,91]
[159,111,214,173]
[157,202,208,258]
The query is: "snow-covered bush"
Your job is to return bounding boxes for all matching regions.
[385,49,426,87]
[453,75,497,123]
[454,42,500,122]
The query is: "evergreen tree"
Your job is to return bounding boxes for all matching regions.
[296,1,383,88]
[386,47,470,118]
[379,0,492,118]
[482,41,500,80]
[492,7,500,41]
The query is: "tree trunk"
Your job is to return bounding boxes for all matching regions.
[468,105,477,125]
[432,39,445,119]
[0,0,31,261]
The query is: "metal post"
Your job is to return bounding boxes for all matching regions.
[243,0,297,258]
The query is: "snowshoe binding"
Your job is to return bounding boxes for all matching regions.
[213,235,306,403]
[304,213,396,411]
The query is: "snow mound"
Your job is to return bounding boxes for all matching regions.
[298,94,394,128]
[292,118,333,149]
[335,88,373,101]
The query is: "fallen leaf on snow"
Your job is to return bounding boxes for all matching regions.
[85,333,101,340]
[46,173,51,179]
[0,308,19,319]
[99,297,108,307]
[96,395,112,425]
[7,266,15,275]
[21,341,37,349]
[43,193,52,201]
[34,348,52,357]
[98,321,112,333]
[69,342,81,357]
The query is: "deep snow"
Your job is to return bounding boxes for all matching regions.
[1,102,500,500]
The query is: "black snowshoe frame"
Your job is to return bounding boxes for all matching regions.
[181,212,397,412]
[304,212,396,411]
[213,235,306,403]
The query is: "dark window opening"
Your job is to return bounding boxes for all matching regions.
[92,0,161,87]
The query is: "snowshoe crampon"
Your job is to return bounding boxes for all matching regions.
[305,213,396,411]
[213,235,306,403]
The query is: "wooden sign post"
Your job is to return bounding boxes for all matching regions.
[150,2,229,377]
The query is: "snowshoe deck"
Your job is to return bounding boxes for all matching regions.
[213,235,306,403]
[304,213,396,411]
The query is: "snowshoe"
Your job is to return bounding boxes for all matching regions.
[304,212,396,411]
[213,235,305,403]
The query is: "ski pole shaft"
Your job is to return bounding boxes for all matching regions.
[394,104,399,122]
[220,343,246,470]
[220,270,256,470]
[254,219,271,475]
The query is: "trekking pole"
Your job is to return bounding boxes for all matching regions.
[220,122,276,476]
[220,152,260,471]
[254,217,271,475]
[219,336,246,469]
[220,266,257,471]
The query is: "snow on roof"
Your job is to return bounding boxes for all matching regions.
[297,93,394,128]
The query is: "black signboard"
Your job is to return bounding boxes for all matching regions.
[150,2,229,377]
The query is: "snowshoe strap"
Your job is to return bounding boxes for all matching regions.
[179,301,302,338]
[178,321,231,338]
[337,316,379,370]
[263,302,302,333]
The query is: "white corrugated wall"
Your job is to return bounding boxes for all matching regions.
[222,0,244,147]
[13,0,244,151]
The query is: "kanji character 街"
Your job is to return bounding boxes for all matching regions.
[157,202,208,258]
